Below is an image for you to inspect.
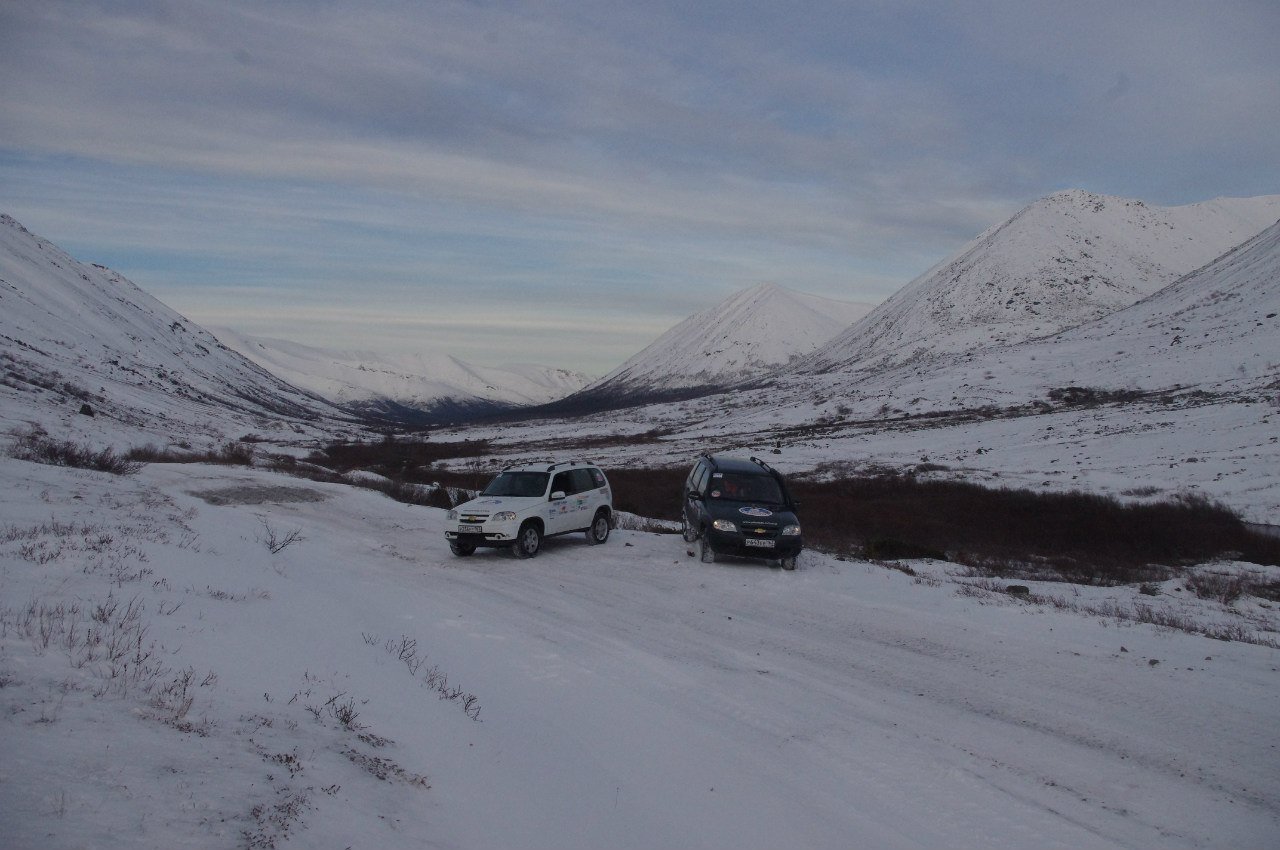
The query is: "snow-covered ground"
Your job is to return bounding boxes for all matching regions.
[3,456,1277,849]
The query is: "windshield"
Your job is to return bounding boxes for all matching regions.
[482,471,549,498]
[708,473,785,505]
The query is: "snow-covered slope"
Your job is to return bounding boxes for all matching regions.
[211,328,590,420]
[803,190,1280,375]
[0,214,351,445]
[1009,215,1280,394]
[579,282,873,400]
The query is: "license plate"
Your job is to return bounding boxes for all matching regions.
[744,538,775,548]
[458,525,482,533]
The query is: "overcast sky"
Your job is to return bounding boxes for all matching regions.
[3,1,1278,375]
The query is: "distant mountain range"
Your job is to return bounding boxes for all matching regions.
[211,328,590,425]
[0,214,585,443]
[4,187,1277,448]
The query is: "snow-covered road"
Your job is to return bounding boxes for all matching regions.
[2,460,1277,849]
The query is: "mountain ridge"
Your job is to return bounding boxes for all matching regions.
[800,189,1280,376]
[570,282,874,404]
[0,213,352,446]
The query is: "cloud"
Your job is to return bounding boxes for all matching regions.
[2,0,1278,371]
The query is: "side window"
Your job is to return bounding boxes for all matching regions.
[589,468,606,489]
[551,471,573,496]
[570,468,595,494]
[693,463,711,495]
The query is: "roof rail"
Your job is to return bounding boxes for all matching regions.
[547,459,592,472]
[748,455,774,472]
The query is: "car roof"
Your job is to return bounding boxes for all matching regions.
[501,460,599,473]
[706,455,774,475]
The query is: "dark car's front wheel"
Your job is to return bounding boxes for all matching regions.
[512,522,542,558]
[779,555,797,571]
[681,516,698,543]
[699,532,717,563]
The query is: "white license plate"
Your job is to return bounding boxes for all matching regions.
[458,525,482,533]
[744,538,775,548]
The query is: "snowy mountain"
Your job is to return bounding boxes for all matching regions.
[0,214,352,446]
[572,282,873,403]
[211,328,590,423]
[802,190,1280,375]
[806,215,1280,409]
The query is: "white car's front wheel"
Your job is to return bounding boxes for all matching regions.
[512,523,542,558]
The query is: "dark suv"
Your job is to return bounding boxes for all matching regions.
[681,454,802,570]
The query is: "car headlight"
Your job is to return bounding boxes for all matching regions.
[712,519,737,532]
[492,511,517,522]
[446,510,458,521]
[781,524,801,536]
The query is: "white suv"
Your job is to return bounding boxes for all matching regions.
[444,461,613,558]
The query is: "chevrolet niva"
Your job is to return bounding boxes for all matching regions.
[445,461,612,558]
[681,454,802,570]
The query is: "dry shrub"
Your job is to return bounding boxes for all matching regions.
[599,467,1280,585]
[10,430,139,475]
[307,436,492,478]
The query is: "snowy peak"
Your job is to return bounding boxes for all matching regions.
[803,190,1280,374]
[211,328,591,414]
[583,282,874,398]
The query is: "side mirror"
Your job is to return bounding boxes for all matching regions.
[687,490,703,502]
[550,490,567,501]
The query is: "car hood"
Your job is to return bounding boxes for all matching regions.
[454,495,545,515]
[705,501,798,525]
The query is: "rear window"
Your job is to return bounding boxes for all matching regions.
[570,468,598,493]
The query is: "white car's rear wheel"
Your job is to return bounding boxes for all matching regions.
[587,511,610,544]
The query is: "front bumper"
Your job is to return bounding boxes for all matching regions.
[445,523,518,547]
[706,528,803,559]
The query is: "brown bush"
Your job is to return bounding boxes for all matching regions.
[791,476,1279,583]
[308,436,491,479]
[599,466,1280,585]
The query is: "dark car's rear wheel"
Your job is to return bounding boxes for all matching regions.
[512,522,542,558]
